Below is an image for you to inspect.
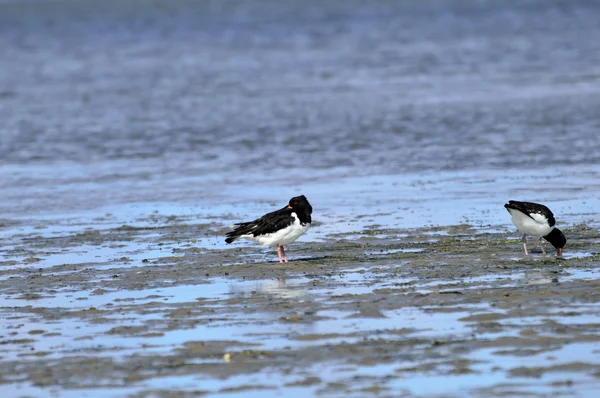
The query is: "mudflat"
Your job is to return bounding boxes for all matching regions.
[1,215,599,397]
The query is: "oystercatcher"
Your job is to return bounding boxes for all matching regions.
[225,195,313,263]
[504,200,566,256]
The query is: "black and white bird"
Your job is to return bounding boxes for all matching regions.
[504,200,566,256]
[225,195,313,263]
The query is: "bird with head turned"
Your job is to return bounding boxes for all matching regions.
[225,195,313,263]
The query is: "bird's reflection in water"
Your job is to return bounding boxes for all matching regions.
[521,269,560,286]
[227,275,310,300]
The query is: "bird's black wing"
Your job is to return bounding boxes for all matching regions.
[225,206,294,243]
[504,200,556,226]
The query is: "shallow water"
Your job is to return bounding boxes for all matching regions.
[2,0,600,218]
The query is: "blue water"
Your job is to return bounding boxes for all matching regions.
[1,0,600,220]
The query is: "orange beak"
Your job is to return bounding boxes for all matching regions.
[287,205,292,209]
[556,248,563,256]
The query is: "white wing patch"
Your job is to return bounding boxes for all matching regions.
[529,212,549,224]
[508,209,553,237]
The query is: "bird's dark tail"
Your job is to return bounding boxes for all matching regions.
[504,200,533,215]
[225,222,251,244]
[504,200,522,212]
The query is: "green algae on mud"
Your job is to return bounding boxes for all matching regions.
[1,221,599,397]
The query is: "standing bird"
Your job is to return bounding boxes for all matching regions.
[225,195,313,263]
[504,200,566,256]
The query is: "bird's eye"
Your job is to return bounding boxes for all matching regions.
[294,201,299,205]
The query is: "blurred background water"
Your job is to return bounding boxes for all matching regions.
[1,0,599,226]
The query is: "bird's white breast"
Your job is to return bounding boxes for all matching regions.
[508,208,553,237]
[245,212,310,247]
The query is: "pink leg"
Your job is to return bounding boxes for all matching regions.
[280,245,288,263]
[276,245,284,263]
[521,234,529,255]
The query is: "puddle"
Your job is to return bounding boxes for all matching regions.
[562,251,595,260]
[4,243,149,270]
[0,315,132,362]
[149,306,472,353]
[476,342,600,369]
[0,280,235,308]
[458,342,600,397]
[0,232,226,274]
[0,267,404,308]
[366,247,425,256]
[509,250,595,261]
[0,383,132,398]
[491,311,600,330]
[0,202,227,239]
[415,267,600,295]
[126,371,314,398]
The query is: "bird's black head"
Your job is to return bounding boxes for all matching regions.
[288,195,312,213]
[543,228,566,256]
[288,195,312,223]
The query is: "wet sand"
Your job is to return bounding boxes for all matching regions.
[1,197,599,397]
